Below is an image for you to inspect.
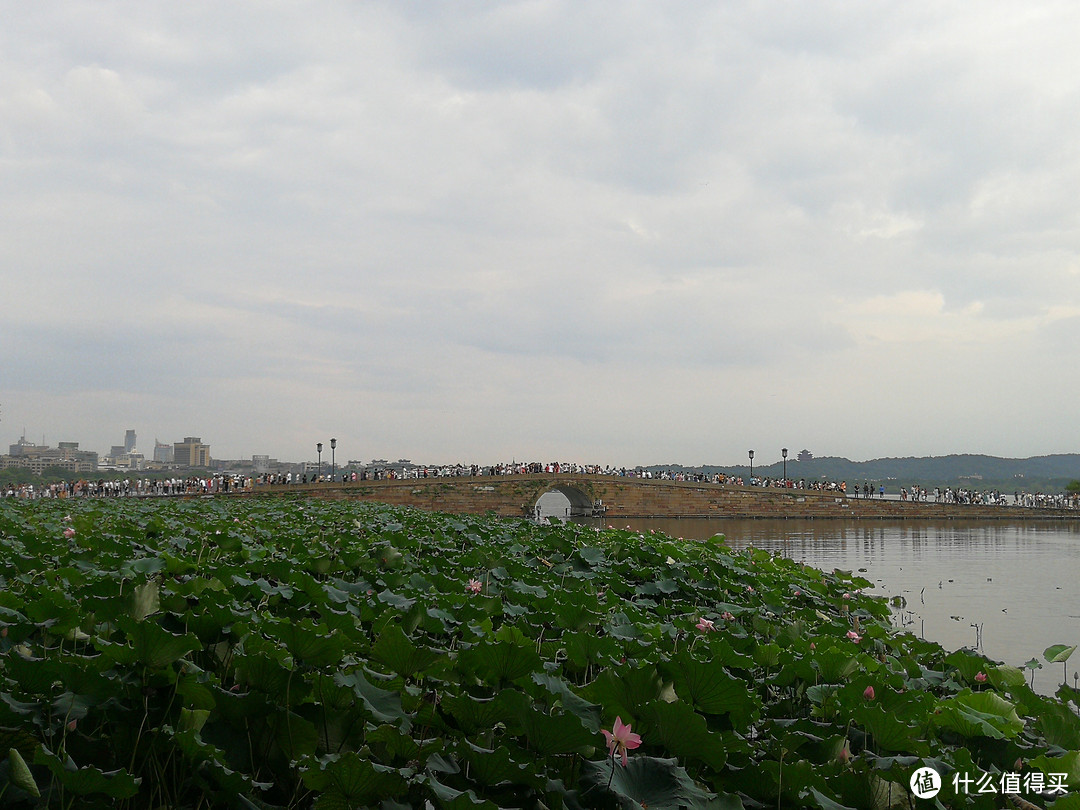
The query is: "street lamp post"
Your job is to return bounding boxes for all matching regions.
[317,442,323,482]
[330,438,337,483]
[748,450,754,482]
[782,448,788,485]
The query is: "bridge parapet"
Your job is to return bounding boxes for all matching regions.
[248,474,1078,521]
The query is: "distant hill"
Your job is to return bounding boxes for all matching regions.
[644,454,1080,493]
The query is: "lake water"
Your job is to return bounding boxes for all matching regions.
[587,514,1080,693]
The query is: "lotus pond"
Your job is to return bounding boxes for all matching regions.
[1,497,1079,810]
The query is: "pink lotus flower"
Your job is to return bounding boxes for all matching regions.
[601,716,642,767]
[863,685,875,700]
[846,630,862,643]
[842,592,851,600]
[746,585,755,593]
[465,579,482,595]
[63,528,76,539]
[809,642,816,650]
[975,672,987,683]
[720,611,735,621]
[695,618,715,633]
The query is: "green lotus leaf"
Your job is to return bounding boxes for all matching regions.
[753,642,782,668]
[812,647,860,682]
[551,598,599,631]
[422,773,499,809]
[807,683,840,706]
[23,589,82,635]
[108,616,200,669]
[563,630,621,669]
[34,745,141,799]
[851,705,927,755]
[577,547,607,566]
[178,707,211,734]
[582,666,665,722]
[664,653,760,730]
[457,739,539,788]
[1029,750,1080,785]
[1046,644,1078,664]
[698,635,756,671]
[376,589,416,611]
[637,699,727,771]
[460,639,542,685]
[3,652,68,694]
[127,556,167,576]
[371,623,445,680]
[130,580,160,621]
[944,649,990,682]
[334,670,409,729]
[270,710,319,759]
[1036,701,1080,749]
[934,689,1025,739]
[516,707,596,756]
[365,723,426,763]
[581,755,714,810]
[8,747,39,797]
[441,690,528,736]
[276,620,345,668]
[530,672,603,732]
[301,752,408,807]
[235,652,292,699]
[988,664,1027,690]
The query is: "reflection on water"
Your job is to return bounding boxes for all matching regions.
[612,518,1080,693]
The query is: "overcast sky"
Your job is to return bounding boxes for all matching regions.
[3,1,1079,467]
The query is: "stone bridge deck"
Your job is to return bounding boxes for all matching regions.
[250,474,1078,521]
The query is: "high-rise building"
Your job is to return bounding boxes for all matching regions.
[125,429,137,454]
[153,440,173,464]
[174,437,210,468]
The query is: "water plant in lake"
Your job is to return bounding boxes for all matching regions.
[0,497,1079,808]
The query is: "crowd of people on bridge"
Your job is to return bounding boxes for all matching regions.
[2,474,252,500]
[3,460,1078,510]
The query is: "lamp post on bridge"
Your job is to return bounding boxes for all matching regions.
[782,448,788,486]
[748,450,754,482]
[330,438,337,483]
[317,442,323,482]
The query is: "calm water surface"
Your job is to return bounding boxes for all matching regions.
[613,518,1080,690]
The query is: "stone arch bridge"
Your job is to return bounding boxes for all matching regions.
[253,474,1076,520]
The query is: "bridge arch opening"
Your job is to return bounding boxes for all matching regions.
[534,486,602,522]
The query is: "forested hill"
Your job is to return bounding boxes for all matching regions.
[647,454,1080,492]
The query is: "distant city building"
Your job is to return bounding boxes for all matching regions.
[8,435,38,457]
[174,437,211,468]
[0,438,97,473]
[252,455,271,474]
[124,429,137,454]
[153,439,174,464]
[115,452,145,470]
[798,450,813,462]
